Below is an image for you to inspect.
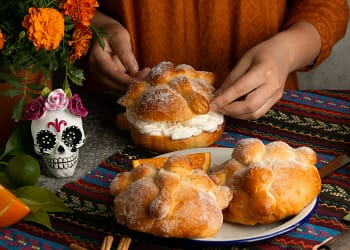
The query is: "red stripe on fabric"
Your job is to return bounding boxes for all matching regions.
[62,183,114,203]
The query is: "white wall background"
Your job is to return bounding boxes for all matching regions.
[298,1,350,90]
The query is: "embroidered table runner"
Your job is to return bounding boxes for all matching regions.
[1,90,349,250]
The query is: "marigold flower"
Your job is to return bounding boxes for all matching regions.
[61,0,99,27]
[0,30,6,50]
[68,25,93,62]
[22,7,64,51]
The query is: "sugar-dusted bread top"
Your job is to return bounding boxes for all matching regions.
[117,61,217,122]
[210,138,321,225]
[110,154,233,238]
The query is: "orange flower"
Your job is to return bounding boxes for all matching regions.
[0,30,5,50]
[68,24,93,62]
[22,7,64,51]
[61,0,99,27]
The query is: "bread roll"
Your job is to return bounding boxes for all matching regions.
[210,138,321,225]
[110,154,233,238]
[117,61,224,153]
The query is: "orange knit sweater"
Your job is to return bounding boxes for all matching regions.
[95,0,349,89]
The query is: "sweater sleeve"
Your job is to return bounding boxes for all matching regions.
[284,0,349,70]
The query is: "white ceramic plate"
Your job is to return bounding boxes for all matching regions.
[158,147,318,244]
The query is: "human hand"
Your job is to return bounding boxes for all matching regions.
[210,22,321,120]
[210,38,289,120]
[89,15,150,92]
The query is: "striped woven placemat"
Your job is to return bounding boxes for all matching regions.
[1,90,349,250]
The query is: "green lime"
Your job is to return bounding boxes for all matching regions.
[6,154,41,187]
[0,172,12,189]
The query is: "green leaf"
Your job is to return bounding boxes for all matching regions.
[343,213,350,221]
[41,86,51,97]
[64,88,72,98]
[62,78,71,90]
[0,89,23,97]
[14,186,73,213]
[17,186,73,231]
[0,121,34,160]
[27,83,45,91]
[20,198,50,213]
[28,92,40,100]
[0,74,23,89]
[38,65,51,81]
[67,67,85,86]
[11,96,26,122]
[91,26,109,49]
[23,207,54,231]
[8,80,23,89]
[18,31,26,40]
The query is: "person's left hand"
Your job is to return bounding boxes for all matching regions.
[210,36,291,120]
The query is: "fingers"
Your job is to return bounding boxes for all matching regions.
[89,43,134,91]
[89,28,152,92]
[217,84,283,120]
[210,62,285,120]
[88,19,151,91]
[108,28,139,74]
[131,67,151,80]
[211,64,265,111]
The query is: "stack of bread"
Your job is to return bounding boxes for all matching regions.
[110,138,321,238]
[116,61,224,153]
[112,62,321,237]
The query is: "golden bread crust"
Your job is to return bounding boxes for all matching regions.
[110,155,233,238]
[117,61,217,122]
[129,123,225,153]
[115,112,129,131]
[210,138,321,225]
[116,61,224,152]
[147,61,215,86]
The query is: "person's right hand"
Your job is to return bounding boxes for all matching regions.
[89,13,150,92]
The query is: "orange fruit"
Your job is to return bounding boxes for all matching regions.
[0,184,31,228]
[132,152,211,172]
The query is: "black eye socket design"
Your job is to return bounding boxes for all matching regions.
[62,126,82,147]
[36,130,56,152]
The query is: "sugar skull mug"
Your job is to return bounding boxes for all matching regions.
[24,88,88,178]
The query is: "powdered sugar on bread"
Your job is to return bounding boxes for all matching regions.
[210,138,321,225]
[110,154,233,238]
[116,61,225,152]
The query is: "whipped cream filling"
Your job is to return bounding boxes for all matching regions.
[126,111,224,140]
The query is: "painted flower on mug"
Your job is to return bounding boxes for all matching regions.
[24,88,88,120]
[23,96,46,120]
[68,94,88,118]
[45,89,68,111]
